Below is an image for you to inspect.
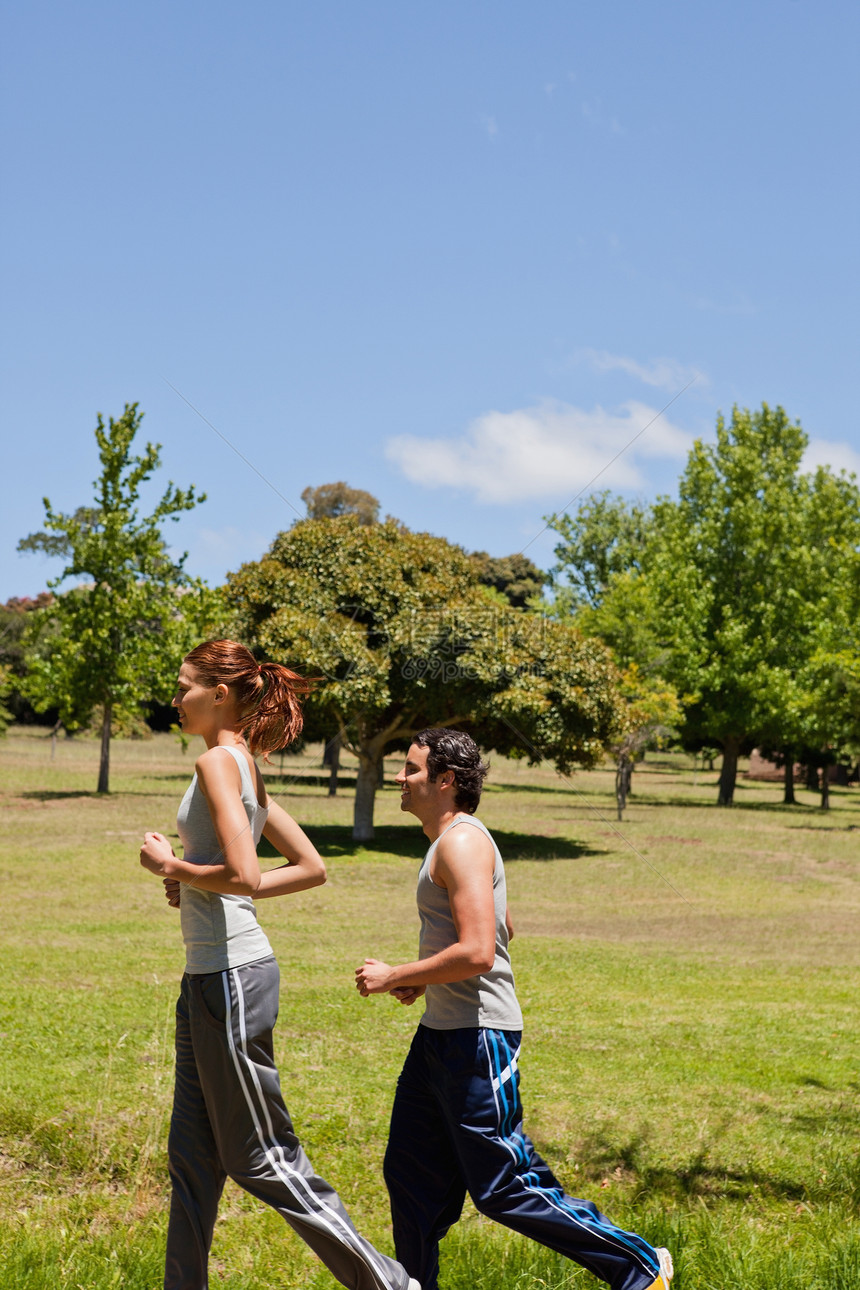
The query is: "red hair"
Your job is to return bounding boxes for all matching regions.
[183,640,310,756]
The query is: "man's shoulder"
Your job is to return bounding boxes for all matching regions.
[454,814,499,846]
[435,816,497,866]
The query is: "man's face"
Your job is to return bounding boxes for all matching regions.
[395,743,444,821]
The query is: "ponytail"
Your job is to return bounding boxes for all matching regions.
[243,660,311,756]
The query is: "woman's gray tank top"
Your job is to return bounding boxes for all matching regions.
[176,744,273,974]
[417,815,523,1031]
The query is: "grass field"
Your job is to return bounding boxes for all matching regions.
[2,726,860,1289]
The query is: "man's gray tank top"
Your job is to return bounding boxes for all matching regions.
[417,814,523,1031]
[176,744,273,974]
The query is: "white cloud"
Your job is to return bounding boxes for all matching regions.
[385,399,693,504]
[479,113,498,139]
[803,438,860,478]
[576,348,706,392]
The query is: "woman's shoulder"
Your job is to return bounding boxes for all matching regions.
[195,745,245,787]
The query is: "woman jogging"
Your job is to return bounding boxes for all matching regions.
[140,639,419,1290]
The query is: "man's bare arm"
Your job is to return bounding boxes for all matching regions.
[356,826,496,996]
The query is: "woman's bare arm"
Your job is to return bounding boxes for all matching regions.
[254,801,326,897]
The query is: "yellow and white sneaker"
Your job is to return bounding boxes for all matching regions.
[647,1247,674,1288]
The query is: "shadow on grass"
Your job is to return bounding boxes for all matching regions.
[575,1096,860,1206]
[19,788,192,800]
[486,781,579,796]
[260,825,426,861]
[500,830,602,861]
[575,1129,810,1203]
[20,790,99,801]
[624,793,841,817]
[144,771,367,788]
[261,825,601,862]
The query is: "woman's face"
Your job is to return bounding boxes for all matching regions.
[172,662,218,735]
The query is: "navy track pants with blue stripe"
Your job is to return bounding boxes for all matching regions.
[165,957,412,1290]
[383,1025,661,1290]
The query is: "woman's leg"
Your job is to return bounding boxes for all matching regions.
[164,976,227,1290]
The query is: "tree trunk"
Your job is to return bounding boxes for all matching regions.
[805,763,819,792]
[615,754,629,821]
[323,733,341,797]
[353,744,384,842]
[820,773,830,811]
[97,702,112,793]
[717,738,739,805]
[783,752,795,805]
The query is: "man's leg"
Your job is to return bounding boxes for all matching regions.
[384,1027,466,1290]
[193,958,415,1290]
[164,976,227,1290]
[429,1027,666,1290]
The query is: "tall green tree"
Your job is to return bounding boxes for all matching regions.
[548,411,860,810]
[19,403,221,792]
[549,493,681,807]
[548,491,668,680]
[228,515,624,840]
[548,491,653,611]
[648,404,860,805]
[779,472,860,804]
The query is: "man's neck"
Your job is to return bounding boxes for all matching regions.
[423,807,463,843]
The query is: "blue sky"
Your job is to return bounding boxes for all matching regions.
[2,0,857,600]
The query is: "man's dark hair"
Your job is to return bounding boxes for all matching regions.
[413,728,489,814]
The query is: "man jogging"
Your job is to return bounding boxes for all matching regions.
[355,728,673,1290]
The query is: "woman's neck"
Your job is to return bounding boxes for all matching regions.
[203,727,247,751]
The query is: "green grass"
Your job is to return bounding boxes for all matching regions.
[2,727,860,1287]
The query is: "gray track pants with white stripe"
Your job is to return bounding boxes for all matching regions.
[165,956,412,1290]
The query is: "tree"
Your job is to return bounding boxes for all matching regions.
[18,403,221,792]
[0,593,56,724]
[793,467,860,804]
[228,516,624,840]
[301,481,380,525]
[470,551,549,609]
[549,492,670,693]
[300,481,382,789]
[548,491,653,610]
[772,477,860,808]
[548,414,860,812]
[612,664,683,820]
[647,404,860,805]
[549,494,682,809]
[0,667,11,736]
[798,648,860,808]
